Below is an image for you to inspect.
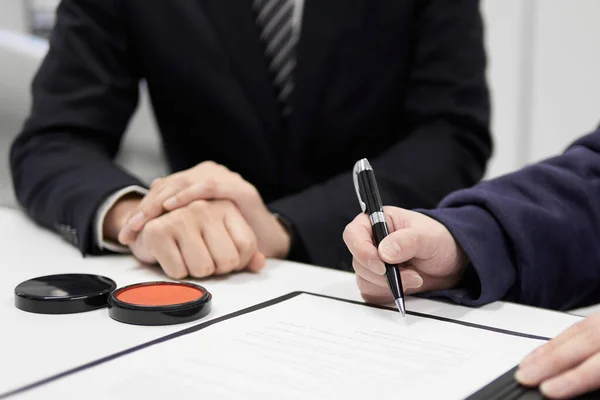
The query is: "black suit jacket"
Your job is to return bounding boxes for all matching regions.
[11,0,491,270]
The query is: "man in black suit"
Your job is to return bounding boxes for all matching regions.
[10,0,491,278]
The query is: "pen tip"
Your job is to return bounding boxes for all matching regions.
[395,298,406,317]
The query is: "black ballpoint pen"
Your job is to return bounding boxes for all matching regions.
[352,158,406,316]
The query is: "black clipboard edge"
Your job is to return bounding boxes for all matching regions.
[467,365,600,400]
[0,291,551,399]
[309,292,551,341]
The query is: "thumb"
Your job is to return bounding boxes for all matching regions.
[378,227,437,264]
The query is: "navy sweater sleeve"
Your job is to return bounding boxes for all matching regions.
[420,128,600,311]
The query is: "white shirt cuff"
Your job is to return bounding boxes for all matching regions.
[94,185,149,253]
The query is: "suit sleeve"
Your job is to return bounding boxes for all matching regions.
[420,129,600,311]
[269,0,491,270]
[10,0,144,255]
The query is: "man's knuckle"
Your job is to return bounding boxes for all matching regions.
[161,210,178,223]
[204,178,218,191]
[237,237,256,254]
[157,214,181,233]
[189,199,209,213]
[243,183,259,199]
[205,263,216,276]
[218,255,240,271]
[164,266,187,280]
[190,265,212,278]
[142,203,161,217]
[144,220,162,237]
[171,176,183,187]
[199,161,218,171]
[173,270,188,280]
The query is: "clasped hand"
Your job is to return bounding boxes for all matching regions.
[109,161,291,279]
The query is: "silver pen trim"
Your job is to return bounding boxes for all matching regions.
[369,211,385,225]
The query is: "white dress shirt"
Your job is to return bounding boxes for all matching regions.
[95,0,305,251]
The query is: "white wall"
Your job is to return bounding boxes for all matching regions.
[528,0,600,163]
[0,1,27,33]
[482,0,600,178]
[481,0,530,178]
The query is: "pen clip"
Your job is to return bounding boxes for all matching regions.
[352,160,367,213]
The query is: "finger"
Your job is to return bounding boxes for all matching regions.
[128,186,183,232]
[342,214,380,268]
[539,351,600,399]
[202,220,241,275]
[118,223,139,246]
[399,268,425,293]
[246,251,266,273]
[360,292,396,305]
[384,206,420,231]
[353,258,428,296]
[352,258,388,287]
[146,228,188,280]
[223,208,258,271]
[175,226,215,279]
[165,180,260,218]
[356,275,393,303]
[409,266,458,294]
[516,321,600,386]
[163,183,206,210]
[520,318,592,369]
[356,268,423,299]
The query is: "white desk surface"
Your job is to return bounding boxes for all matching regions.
[0,207,584,396]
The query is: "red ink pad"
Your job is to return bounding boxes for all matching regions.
[107,282,212,326]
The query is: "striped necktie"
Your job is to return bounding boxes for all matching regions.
[253,0,296,118]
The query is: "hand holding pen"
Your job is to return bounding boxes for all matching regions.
[345,159,469,311]
[352,159,406,316]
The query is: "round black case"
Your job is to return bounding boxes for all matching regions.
[14,274,117,314]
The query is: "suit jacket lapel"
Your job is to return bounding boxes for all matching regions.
[201,0,280,136]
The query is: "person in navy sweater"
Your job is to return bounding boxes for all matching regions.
[343,127,600,399]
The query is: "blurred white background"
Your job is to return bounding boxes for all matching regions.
[1,0,599,208]
[482,0,600,178]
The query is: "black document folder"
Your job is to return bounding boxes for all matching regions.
[468,365,600,400]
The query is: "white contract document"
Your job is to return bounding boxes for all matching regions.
[8,293,547,400]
